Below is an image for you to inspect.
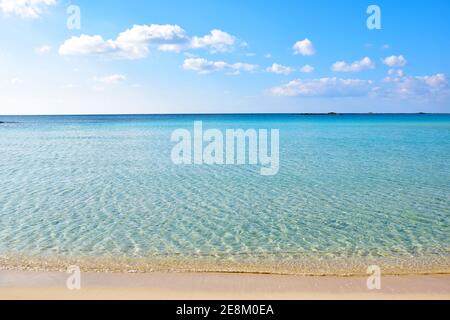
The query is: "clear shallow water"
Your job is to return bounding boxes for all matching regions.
[0,114,449,275]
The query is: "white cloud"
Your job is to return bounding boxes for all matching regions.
[382,55,407,67]
[59,35,116,56]
[59,25,189,59]
[270,77,372,97]
[182,58,257,75]
[93,74,126,85]
[59,25,240,59]
[182,58,225,74]
[300,64,314,73]
[270,71,449,101]
[115,24,189,56]
[332,57,375,72]
[0,0,56,19]
[264,53,272,59]
[293,38,315,56]
[380,73,449,99]
[35,44,51,55]
[191,29,236,53]
[266,63,295,75]
[418,73,447,87]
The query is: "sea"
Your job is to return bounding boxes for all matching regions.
[0,114,449,275]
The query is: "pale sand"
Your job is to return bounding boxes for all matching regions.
[0,270,449,300]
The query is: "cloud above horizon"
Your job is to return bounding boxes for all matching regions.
[270,77,372,97]
[266,63,295,75]
[270,72,449,101]
[190,29,237,53]
[377,73,449,100]
[300,64,315,73]
[332,57,375,72]
[0,0,56,19]
[382,55,407,67]
[59,25,241,59]
[293,38,315,56]
[182,57,258,75]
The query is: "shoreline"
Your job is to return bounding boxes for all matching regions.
[1,254,449,277]
[0,270,449,300]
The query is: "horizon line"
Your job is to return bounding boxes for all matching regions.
[1,112,449,117]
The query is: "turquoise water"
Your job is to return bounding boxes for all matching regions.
[0,114,449,274]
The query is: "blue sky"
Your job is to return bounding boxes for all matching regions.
[0,0,449,114]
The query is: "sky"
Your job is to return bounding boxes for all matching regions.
[0,0,449,115]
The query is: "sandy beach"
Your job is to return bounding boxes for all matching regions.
[0,270,449,300]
